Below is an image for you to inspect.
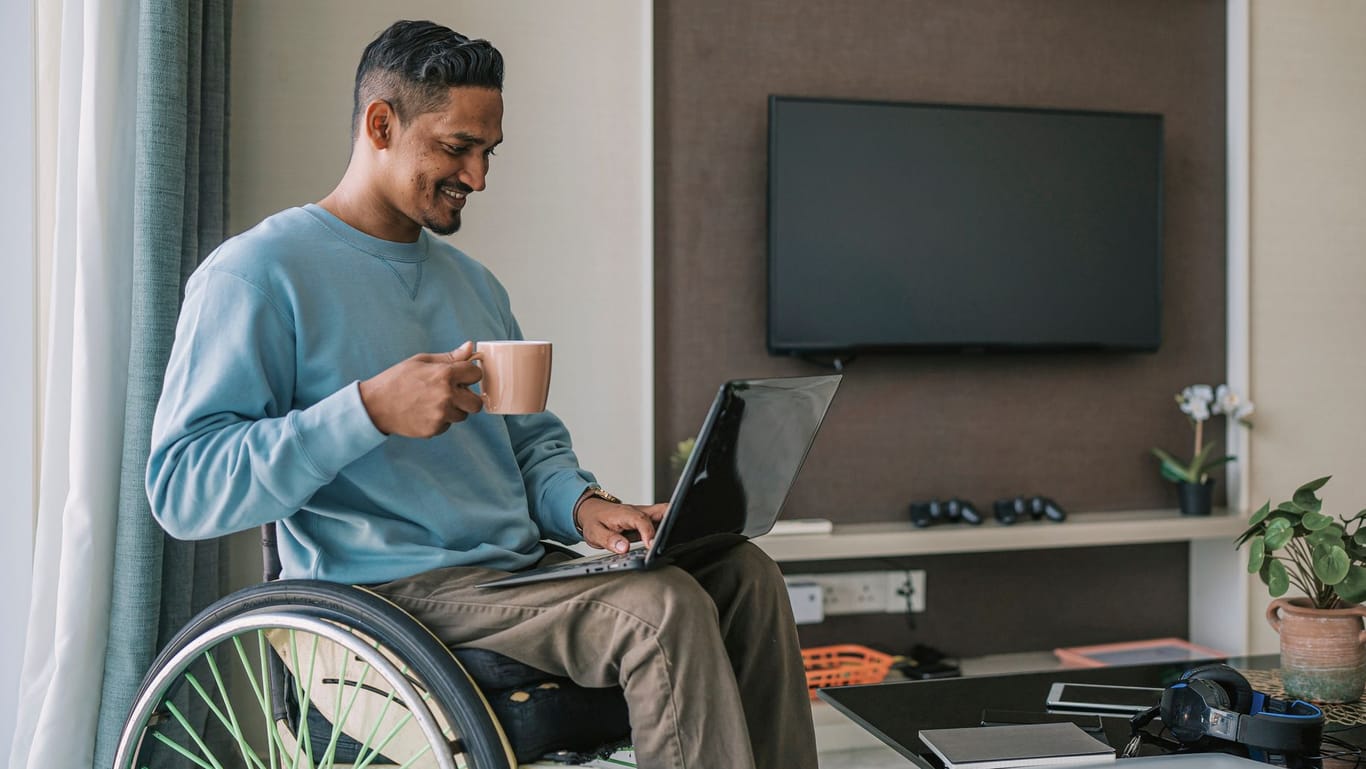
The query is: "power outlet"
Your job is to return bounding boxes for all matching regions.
[784,570,926,616]
[886,569,927,613]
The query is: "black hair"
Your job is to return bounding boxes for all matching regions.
[352,20,504,138]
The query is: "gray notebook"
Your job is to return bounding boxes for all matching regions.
[918,722,1115,769]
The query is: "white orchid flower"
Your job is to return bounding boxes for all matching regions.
[1213,384,1240,415]
[1181,384,1214,406]
[1181,399,1211,422]
[1211,385,1255,422]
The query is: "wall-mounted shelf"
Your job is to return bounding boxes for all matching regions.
[755,508,1248,562]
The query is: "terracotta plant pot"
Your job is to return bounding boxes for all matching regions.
[1266,597,1366,703]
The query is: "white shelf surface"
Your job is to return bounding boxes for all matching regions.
[756,508,1248,562]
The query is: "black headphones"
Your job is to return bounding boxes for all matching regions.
[1132,664,1323,756]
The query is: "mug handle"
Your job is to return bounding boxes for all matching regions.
[465,351,489,407]
[1266,598,1291,635]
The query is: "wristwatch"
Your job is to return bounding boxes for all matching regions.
[584,487,622,506]
[573,486,622,534]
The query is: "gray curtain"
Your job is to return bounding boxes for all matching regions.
[93,0,232,766]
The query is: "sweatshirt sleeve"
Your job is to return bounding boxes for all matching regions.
[146,268,387,540]
[506,411,596,544]
[489,299,595,543]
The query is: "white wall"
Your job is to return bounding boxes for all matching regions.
[230,1,652,491]
[0,0,35,759]
[1245,0,1366,652]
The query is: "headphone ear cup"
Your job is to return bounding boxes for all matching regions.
[1162,682,1223,744]
[1184,664,1254,714]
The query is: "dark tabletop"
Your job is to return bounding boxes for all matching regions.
[818,655,1291,766]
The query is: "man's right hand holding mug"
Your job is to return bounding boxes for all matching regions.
[359,341,484,438]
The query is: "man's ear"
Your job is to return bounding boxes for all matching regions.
[362,100,397,150]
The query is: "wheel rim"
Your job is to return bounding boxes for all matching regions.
[113,611,467,769]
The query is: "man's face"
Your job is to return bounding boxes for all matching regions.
[383,86,504,236]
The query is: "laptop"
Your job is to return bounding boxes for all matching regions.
[477,374,842,588]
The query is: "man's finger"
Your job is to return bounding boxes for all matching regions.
[585,521,628,554]
[640,503,669,523]
[618,510,655,549]
[443,401,469,424]
[449,387,484,418]
[414,342,473,365]
[448,361,483,386]
[446,340,475,362]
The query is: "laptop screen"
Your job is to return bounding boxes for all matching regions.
[652,375,842,559]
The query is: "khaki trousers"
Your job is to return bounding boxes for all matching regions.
[369,541,818,769]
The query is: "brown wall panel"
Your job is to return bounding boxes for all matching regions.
[655,0,1226,518]
[655,0,1224,653]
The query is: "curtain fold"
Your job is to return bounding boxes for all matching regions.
[9,0,232,767]
[8,0,139,765]
[93,0,233,766]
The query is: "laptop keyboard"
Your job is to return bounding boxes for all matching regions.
[551,550,646,573]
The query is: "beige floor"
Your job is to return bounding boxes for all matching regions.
[820,744,915,768]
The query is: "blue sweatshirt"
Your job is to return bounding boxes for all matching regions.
[147,204,596,583]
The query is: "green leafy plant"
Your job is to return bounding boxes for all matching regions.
[1235,476,1366,609]
[1151,384,1253,484]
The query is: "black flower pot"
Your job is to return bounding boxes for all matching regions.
[1178,478,1215,515]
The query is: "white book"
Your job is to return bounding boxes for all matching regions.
[918,722,1115,769]
[767,518,834,535]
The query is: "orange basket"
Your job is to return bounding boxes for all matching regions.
[801,644,895,700]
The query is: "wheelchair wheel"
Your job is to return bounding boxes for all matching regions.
[113,581,516,769]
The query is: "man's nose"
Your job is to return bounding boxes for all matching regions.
[461,162,487,192]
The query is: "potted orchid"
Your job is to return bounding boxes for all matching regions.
[1151,384,1254,515]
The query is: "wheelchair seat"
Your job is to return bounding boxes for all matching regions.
[112,524,633,769]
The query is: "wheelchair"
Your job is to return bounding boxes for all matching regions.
[113,524,633,769]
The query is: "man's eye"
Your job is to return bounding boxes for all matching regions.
[484,148,497,159]
[443,145,467,155]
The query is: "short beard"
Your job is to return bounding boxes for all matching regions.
[423,211,462,236]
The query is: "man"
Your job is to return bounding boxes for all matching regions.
[147,20,817,769]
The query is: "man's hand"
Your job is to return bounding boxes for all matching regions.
[358,341,484,437]
[576,499,669,553]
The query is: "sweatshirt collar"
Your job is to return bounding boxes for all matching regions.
[303,203,430,263]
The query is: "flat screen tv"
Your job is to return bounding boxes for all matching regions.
[767,96,1163,355]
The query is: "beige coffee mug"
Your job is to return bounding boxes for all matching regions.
[470,341,552,414]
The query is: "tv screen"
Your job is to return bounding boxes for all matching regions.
[767,96,1163,354]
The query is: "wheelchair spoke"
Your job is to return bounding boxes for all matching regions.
[162,700,227,769]
[314,641,356,769]
[184,666,269,769]
[349,684,402,769]
[233,632,294,769]
[392,741,434,769]
[151,728,219,769]
[353,708,418,769]
[287,629,320,769]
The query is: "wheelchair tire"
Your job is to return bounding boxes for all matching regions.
[113,580,516,769]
